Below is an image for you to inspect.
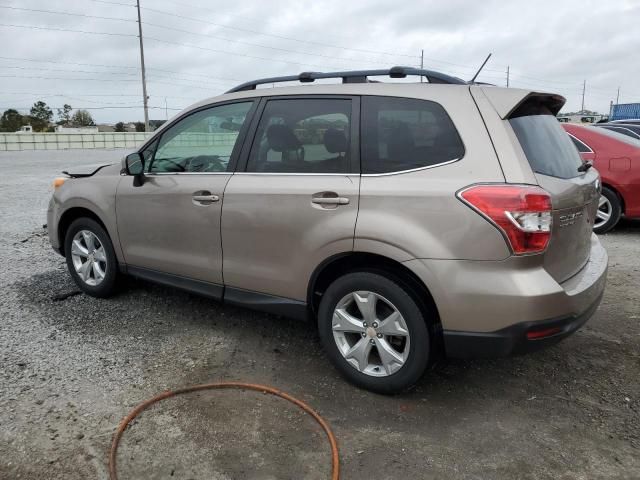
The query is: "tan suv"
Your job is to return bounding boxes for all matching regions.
[48,67,608,393]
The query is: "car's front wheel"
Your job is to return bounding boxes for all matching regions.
[64,217,118,297]
[318,272,430,394]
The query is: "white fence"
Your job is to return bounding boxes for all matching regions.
[0,132,154,151]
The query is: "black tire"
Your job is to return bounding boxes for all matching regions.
[317,272,430,394]
[64,217,119,298]
[593,187,622,234]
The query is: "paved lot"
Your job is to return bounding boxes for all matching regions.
[1,149,639,479]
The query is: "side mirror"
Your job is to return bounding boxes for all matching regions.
[125,152,145,187]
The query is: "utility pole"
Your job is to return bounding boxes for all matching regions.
[136,0,149,132]
[420,49,424,82]
[506,65,510,87]
[581,79,586,112]
[164,97,168,120]
[615,86,620,105]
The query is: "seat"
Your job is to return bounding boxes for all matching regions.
[386,122,416,169]
[255,124,303,172]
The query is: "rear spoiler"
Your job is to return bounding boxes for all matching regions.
[476,87,566,119]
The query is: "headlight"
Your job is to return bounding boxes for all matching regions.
[53,177,66,189]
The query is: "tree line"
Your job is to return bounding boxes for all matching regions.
[0,101,149,133]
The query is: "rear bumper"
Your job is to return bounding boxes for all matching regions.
[442,291,602,358]
[403,233,608,358]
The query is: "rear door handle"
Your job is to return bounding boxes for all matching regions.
[312,197,350,205]
[192,193,220,204]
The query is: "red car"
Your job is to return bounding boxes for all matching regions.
[563,123,640,233]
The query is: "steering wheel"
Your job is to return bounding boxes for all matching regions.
[186,155,225,172]
[151,158,185,172]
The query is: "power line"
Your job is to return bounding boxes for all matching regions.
[0,22,136,37]
[1,64,140,76]
[141,21,401,67]
[87,0,136,7]
[0,55,241,82]
[0,4,135,22]
[140,5,421,60]
[4,105,182,110]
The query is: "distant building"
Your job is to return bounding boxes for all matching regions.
[55,125,99,133]
[97,124,115,132]
[16,125,33,134]
[557,113,606,124]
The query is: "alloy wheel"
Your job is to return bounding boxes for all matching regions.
[332,291,410,377]
[594,194,612,229]
[70,230,107,286]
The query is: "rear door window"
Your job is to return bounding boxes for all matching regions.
[246,98,352,173]
[509,105,583,179]
[361,96,464,174]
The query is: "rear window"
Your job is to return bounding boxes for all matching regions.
[361,96,464,174]
[509,105,583,179]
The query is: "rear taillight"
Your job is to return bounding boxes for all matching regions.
[458,184,552,255]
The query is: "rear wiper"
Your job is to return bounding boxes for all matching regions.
[577,162,593,173]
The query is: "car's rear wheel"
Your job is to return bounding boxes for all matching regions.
[593,187,621,234]
[64,217,118,297]
[318,272,430,394]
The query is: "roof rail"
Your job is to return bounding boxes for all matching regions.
[225,66,467,93]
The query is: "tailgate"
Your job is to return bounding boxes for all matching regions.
[508,97,600,283]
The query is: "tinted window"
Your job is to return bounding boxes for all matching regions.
[569,135,591,153]
[247,99,351,173]
[361,96,464,174]
[146,102,253,173]
[509,107,582,179]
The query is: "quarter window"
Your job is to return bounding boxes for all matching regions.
[145,102,253,173]
[246,99,352,173]
[361,96,464,174]
[569,135,592,153]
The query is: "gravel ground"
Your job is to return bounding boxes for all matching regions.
[1,149,639,480]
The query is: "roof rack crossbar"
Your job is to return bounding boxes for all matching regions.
[225,66,467,93]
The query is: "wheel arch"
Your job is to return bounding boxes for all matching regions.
[601,182,625,213]
[308,252,443,338]
[58,207,111,256]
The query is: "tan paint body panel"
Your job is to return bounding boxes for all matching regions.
[469,87,539,184]
[115,173,230,284]
[404,234,607,332]
[47,163,124,262]
[355,86,509,261]
[221,173,359,301]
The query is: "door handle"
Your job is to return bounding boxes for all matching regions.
[312,197,350,205]
[192,194,220,204]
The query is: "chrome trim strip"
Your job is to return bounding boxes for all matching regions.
[233,172,357,176]
[566,133,594,154]
[361,157,460,177]
[144,171,232,176]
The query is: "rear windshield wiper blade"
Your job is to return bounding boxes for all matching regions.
[577,162,593,172]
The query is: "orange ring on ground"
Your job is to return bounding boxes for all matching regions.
[108,382,340,480]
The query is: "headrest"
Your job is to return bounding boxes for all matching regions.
[266,124,301,152]
[323,128,348,153]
